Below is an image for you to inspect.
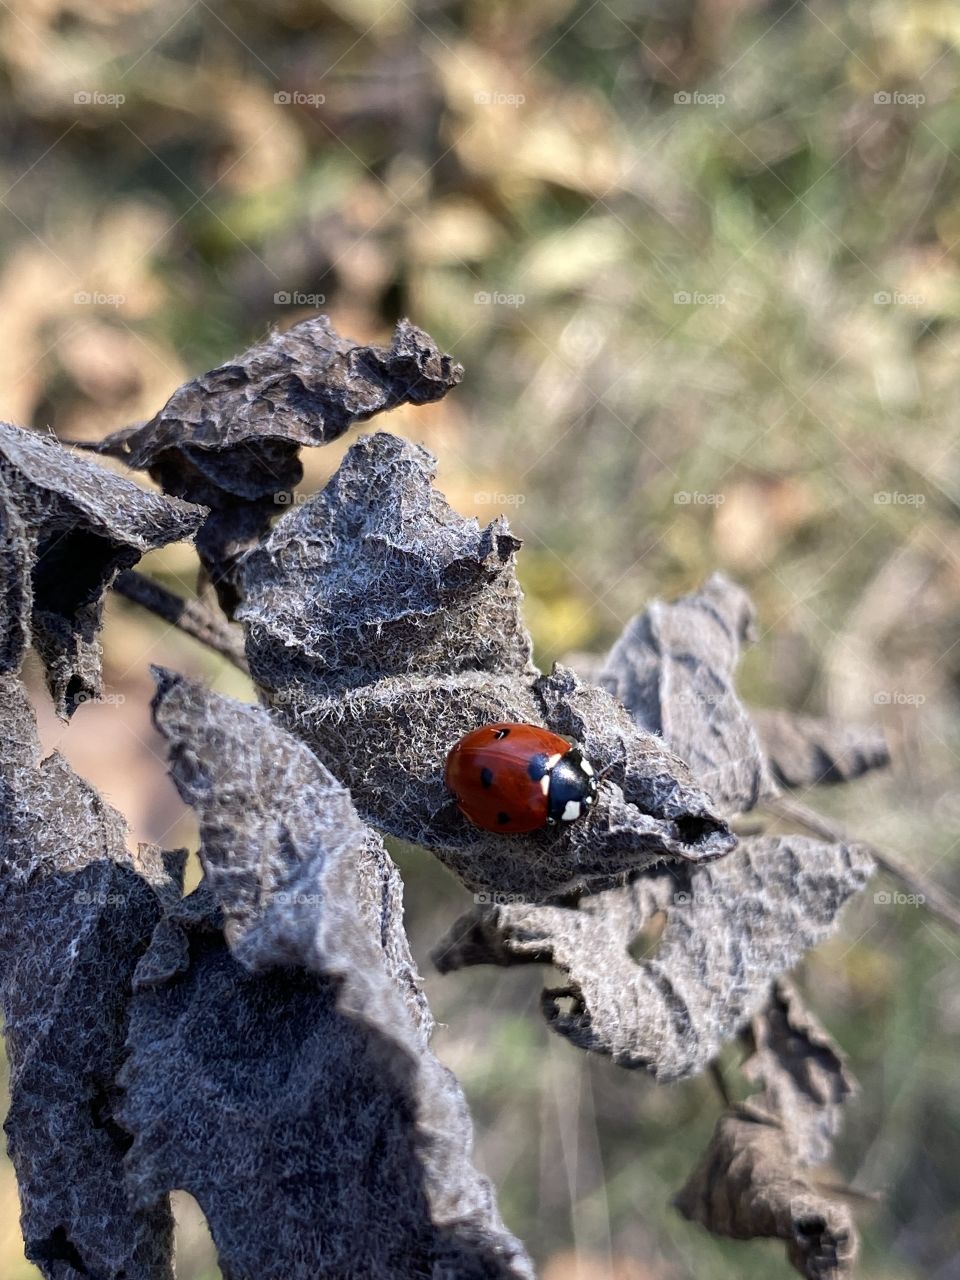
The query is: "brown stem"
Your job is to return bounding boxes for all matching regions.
[113,569,249,674]
[768,793,960,934]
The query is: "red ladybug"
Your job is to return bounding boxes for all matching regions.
[444,722,599,834]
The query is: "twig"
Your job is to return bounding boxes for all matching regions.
[768,793,960,935]
[113,569,249,673]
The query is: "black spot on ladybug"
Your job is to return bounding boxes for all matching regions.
[480,767,494,788]
[493,727,510,739]
[497,812,511,825]
[526,752,549,781]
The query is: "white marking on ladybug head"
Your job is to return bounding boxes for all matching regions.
[561,800,582,822]
[545,752,562,771]
[580,758,594,775]
[539,774,550,795]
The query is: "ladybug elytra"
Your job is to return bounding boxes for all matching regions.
[444,722,599,834]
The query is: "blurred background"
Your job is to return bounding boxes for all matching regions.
[1,0,960,1276]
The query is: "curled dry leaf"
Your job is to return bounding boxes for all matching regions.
[752,708,890,789]
[433,833,873,1080]
[674,979,861,1277]
[434,573,873,1076]
[0,676,178,1279]
[93,316,463,611]
[120,670,534,1280]
[673,1109,857,1280]
[598,572,777,815]
[0,421,204,716]
[236,430,735,900]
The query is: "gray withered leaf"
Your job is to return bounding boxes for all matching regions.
[598,572,777,814]
[0,421,204,716]
[743,978,857,1167]
[93,316,463,612]
[672,979,860,1276]
[673,1108,857,1280]
[752,708,890,789]
[122,670,534,1280]
[433,834,873,1081]
[0,675,178,1280]
[236,430,735,901]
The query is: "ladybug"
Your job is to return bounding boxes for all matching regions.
[444,722,599,834]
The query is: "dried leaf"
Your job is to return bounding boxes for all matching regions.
[743,978,856,1167]
[598,572,777,814]
[94,316,463,611]
[671,980,861,1276]
[237,431,735,900]
[673,1109,857,1280]
[0,422,204,716]
[752,708,890,789]
[433,834,873,1080]
[120,671,534,1280]
[0,676,177,1279]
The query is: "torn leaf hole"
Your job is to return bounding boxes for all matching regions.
[542,985,585,1022]
[627,909,667,962]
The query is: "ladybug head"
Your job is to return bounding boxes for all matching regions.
[545,746,599,826]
